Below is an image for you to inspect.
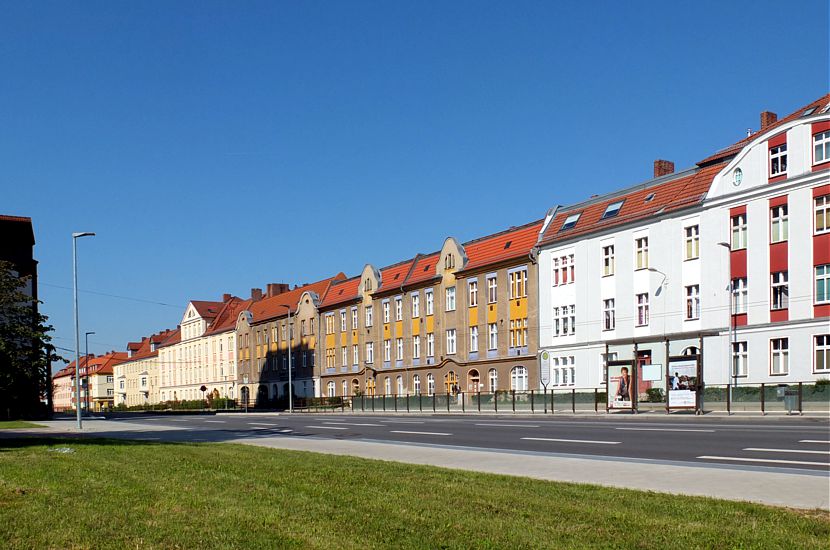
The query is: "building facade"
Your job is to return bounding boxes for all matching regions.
[115,329,178,407]
[53,351,127,411]
[536,94,830,394]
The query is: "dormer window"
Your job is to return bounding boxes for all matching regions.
[444,254,455,270]
[560,213,581,232]
[364,279,373,292]
[602,201,624,219]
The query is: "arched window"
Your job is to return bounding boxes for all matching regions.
[467,369,480,392]
[413,374,421,394]
[511,366,528,391]
[341,380,347,396]
[366,377,375,396]
[351,378,360,395]
[488,368,498,392]
[682,346,700,356]
[396,375,403,395]
[384,377,391,395]
[427,373,435,395]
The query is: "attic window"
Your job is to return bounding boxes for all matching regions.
[822,102,830,114]
[423,264,431,272]
[601,200,624,219]
[444,254,455,270]
[560,213,581,231]
[338,289,344,295]
[503,240,512,250]
[802,106,817,116]
[645,193,655,202]
[394,273,400,280]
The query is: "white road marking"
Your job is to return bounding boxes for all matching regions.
[742,447,830,455]
[799,440,830,444]
[379,420,425,424]
[323,422,383,427]
[521,437,621,445]
[169,419,190,422]
[697,455,830,467]
[305,425,348,430]
[248,422,279,427]
[390,430,451,436]
[279,429,294,433]
[616,427,715,433]
[203,420,225,423]
[476,423,540,428]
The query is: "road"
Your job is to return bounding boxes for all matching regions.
[86,413,830,473]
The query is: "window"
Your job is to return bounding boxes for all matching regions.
[731,213,747,249]
[469,326,478,351]
[396,338,403,360]
[769,143,787,177]
[365,306,373,327]
[553,306,576,336]
[364,278,373,292]
[635,237,649,269]
[561,213,580,231]
[351,307,358,329]
[603,299,615,330]
[816,265,830,303]
[340,311,347,332]
[732,341,747,377]
[395,297,402,321]
[352,344,359,366]
[771,271,789,310]
[445,287,456,311]
[411,294,420,318]
[685,285,700,320]
[342,347,348,367]
[816,131,830,164]
[554,255,574,285]
[365,342,374,364]
[509,269,528,298]
[384,377,391,395]
[107,388,114,396]
[426,333,435,357]
[468,280,478,307]
[487,276,497,303]
[382,301,390,323]
[732,278,748,314]
[511,366,528,391]
[119,380,125,390]
[413,336,421,359]
[771,204,788,242]
[427,374,435,395]
[636,293,649,326]
[488,368,498,392]
[508,318,528,347]
[342,380,348,396]
[397,376,404,395]
[815,335,830,372]
[488,323,498,350]
[327,381,336,397]
[602,245,615,276]
[446,329,457,354]
[413,374,421,394]
[602,200,624,219]
[770,338,789,375]
[816,195,830,234]
[685,225,699,260]
[325,314,334,335]
[425,290,434,315]
[383,339,391,362]
[106,375,113,383]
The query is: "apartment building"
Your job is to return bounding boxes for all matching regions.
[318,221,542,398]
[53,351,128,411]
[537,94,830,392]
[115,328,178,407]
[236,277,345,405]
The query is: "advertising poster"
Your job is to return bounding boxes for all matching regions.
[607,362,634,409]
[668,359,698,408]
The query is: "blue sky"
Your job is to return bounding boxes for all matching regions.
[1,1,827,368]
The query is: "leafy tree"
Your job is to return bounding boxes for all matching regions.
[0,260,63,418]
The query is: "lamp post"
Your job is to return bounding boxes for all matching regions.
[718,242,735,390]
[72,232,95,430]
[84,331,95,413]
[279,304,294,413]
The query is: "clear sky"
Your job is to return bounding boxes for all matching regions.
[1,1,827,369]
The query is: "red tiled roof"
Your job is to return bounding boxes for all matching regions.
[319,276,361,309]
[699,94,830,166]
[405,252,441,287]
[127,327,180,356]
[539,164,722,246]
[190,300,223,319]
[205,297,252,335]
[0,215,32,223]
[64,351,129,376]
[375,257,417,294]
[458,220,543,273]
[248,274,345,324]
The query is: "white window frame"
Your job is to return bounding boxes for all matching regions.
[382,301,390,323]
[383,339,391,362]
[488,323,498,350]
[427,373,435,395]
[685,285,700,320]
[602,245,615,276]
[731,213,747,250]
[635,237,649,270]
[816,195,830,234]
[469,325,478,352]
[814,130,830,165]
[815,335,830,373]
[816,264,830,304]
[365,342,374,364]
[445,287,456,311]
[684,225,700,260]
[413,336,421,359]
[769,143,787,177]
[365,306,373,327]
[732,341,748,378]
[342,347,348,367]
[352,344,359,366]
[771,204,788,243]
[395,297,403,321]
[411,293,420,318]
[340,310,347,332]
[636,293,649,326]
[425,289,434,315]
[468,280,478,307]
[770,338,789,375]
[351,307,358,329]
[771,271,789,310]
[396,337,403,360]
[511,366,528,391]
[426,333,435,357]
[446,329,457,355]
[487,276,497,304]
[732,277,748,314]
[603,298,615,330]
[488,368,498,392]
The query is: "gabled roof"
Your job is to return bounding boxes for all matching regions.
[64,351,129,377]
[127,327,180,356]
[538,164,722,246]
[190,300,223,319]
[205,297,251,335]
[404,252,441,287]
[319,276,361,309]
[248,274,345,324]
[458,220,543,274]
[699,94,830,166]
[374,257,418,296]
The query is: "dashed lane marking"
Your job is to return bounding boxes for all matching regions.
[521,437,621,445]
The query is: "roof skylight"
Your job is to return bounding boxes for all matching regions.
[601,200,624,219]
[560,213,581,231]
[645,193,655,202]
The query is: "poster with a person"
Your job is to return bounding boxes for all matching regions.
[668,360,698,408]
[607,363,634,409]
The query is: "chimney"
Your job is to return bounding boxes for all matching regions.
[222,293,231,302]
[251,288,263,301]
[653,159,675,178]
[760,111,778,130]
[266,283,290,297]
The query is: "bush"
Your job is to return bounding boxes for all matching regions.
[644,388,665,402]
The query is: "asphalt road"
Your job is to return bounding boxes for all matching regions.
[96,413,830,474]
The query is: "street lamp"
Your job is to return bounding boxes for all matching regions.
[718,242,735,390]
[72,232,95,430]
[84,331,95,413]
[279,304,294,413]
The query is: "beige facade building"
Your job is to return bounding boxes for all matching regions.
[115,329,178,407]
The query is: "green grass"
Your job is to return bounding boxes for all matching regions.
[0,421,44,429]
[0,438,827,549]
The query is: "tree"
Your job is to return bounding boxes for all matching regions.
[0,260,63,418]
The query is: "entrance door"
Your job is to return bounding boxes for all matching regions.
[636,350,653,398]
[467,369,480,393]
